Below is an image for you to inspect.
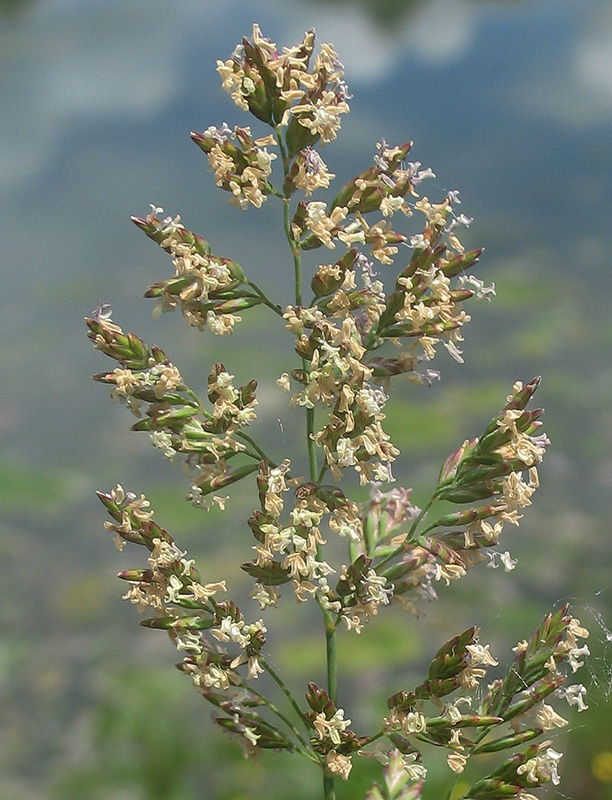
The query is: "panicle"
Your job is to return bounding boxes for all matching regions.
[87,23,588,797]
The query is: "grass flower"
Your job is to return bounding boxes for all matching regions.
[87,24,590,800]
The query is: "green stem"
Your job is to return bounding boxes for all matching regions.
[260,655,311,736]
[277,131,302,308]
[184,387,205,408]
[407,498,433,539]
[246,683,316,761]
[245,279,285,317]
[306,405,319,482]
[286,205,302,306]
[325,612,338,706]
[323,774,336,800]
[277,127,291,188]
[444,774,459,800]
[357,730,385,748]
[241,448,270,463]
[374,497,434,571]
[278,126,337,800]
[235,431,276,466]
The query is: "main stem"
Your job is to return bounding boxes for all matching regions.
[279,132,337,799]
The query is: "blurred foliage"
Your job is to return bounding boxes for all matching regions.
[0,461,77,519]
[301,0,531,29]
[53,669,209,800]
[51,667,322,800]
[0,0,38,18]
[304,0,425,28]
[43,668,494,800]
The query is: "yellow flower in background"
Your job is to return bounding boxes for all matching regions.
[592,751,612,783]
[451,781,470,800]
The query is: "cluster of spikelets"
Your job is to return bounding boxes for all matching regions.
[97,479,590,790]
[87,24,590,799]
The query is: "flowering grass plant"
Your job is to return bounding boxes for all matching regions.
[87,25,590,800]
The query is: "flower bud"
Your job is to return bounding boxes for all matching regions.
[285,114,320,160]
[311,250,358,297]
[140,615,214,631]
[438,439,477,484]
[241,560,292,585]
[441,247,483,278]
[132,214,212,257]
[117,568,152,582]
[473,727,544,755]
[192,464,259,498]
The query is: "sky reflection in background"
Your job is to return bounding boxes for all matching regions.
[1,0,611,796]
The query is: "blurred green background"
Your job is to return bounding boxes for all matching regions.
[2,0,612,798]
